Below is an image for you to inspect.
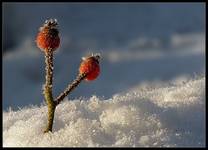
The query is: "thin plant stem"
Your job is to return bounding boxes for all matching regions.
[43,49,56,133]
[43,49,87,133]
[55,73,87,106]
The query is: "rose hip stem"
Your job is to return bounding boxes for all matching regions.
[36,19,101,133]
[43,48,56,133]
[54,54,100,106]
[55,73,87,106]
[36,18,60,133]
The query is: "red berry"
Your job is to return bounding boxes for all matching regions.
[36,19,60,52]
[79,55,100,81]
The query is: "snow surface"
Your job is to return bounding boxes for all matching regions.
[3,76,205,147]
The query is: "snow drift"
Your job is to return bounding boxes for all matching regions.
[3,76,205,147]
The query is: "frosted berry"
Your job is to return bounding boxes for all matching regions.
[36,19,60,52]
[79,54,100,81]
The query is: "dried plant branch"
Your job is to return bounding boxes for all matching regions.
[55,73,87,106]
[36,19,100,133]
[43,49,56,133]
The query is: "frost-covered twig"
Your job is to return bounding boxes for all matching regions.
[43,49,56,133]
[55,73,87,106]
[36,19,100,133]
[55,53,100,106]
[36,19,60,133]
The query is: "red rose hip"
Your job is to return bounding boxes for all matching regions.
[36,19,60,52]
[79,54,100,81]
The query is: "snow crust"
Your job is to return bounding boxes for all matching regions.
[3,76,205,147]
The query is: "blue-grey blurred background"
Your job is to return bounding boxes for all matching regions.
[3,3,205,110]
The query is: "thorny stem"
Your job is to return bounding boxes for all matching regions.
[44,49,54,91]
[43,49,88,133]
[43,49,56,133]
[54,73,87,106]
